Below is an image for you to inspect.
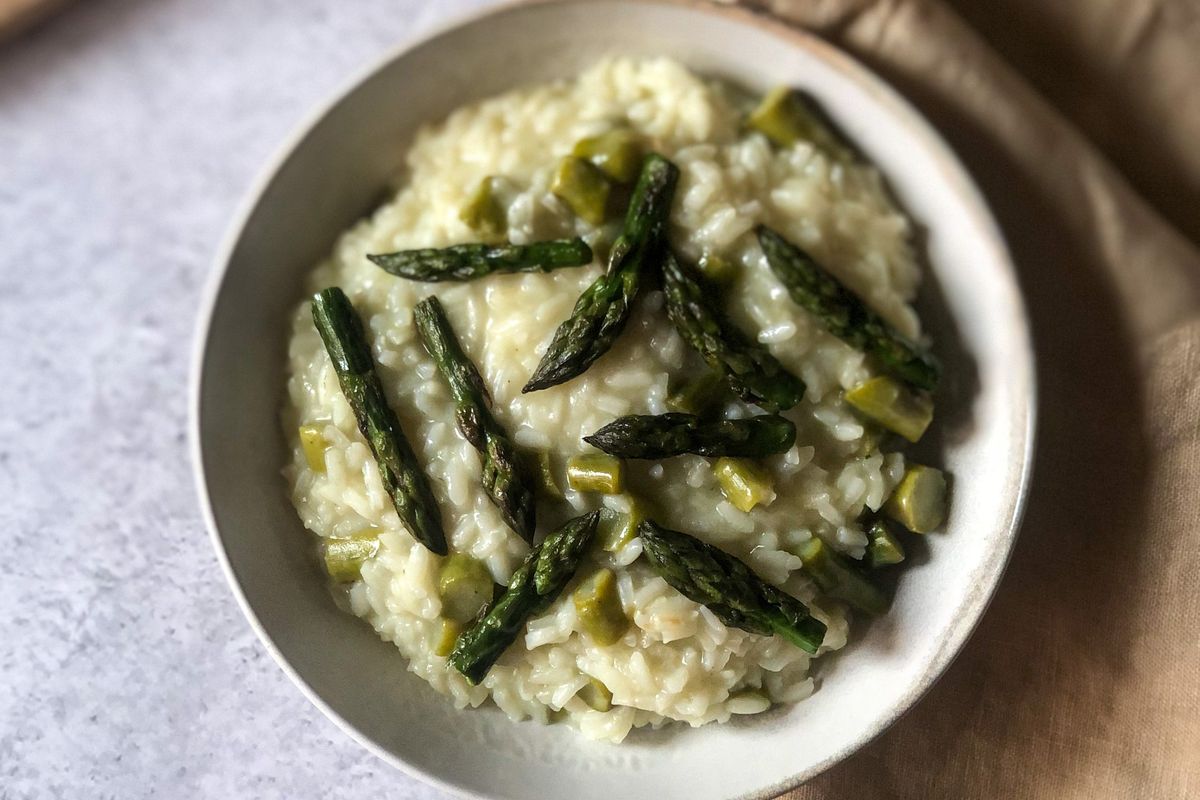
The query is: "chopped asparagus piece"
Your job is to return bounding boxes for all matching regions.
[322,532,381,583]
[572,568,628,646]
[434,618,463,657]
[798,536,889,615]
[599,501,645,552]
[585,413,796,459]
[746,86,856,162]
[298,424,328,472]
[573,129,643,183]
[866,519,906,568]
[884,464,947,533]
[845,376,934,443]
[449,513,599,684]
[578,678,614,712]
[459,175,508,239]
[666,370,728,416]
[566,454,624,494]
[551,155,611,225]
[530,449,564,500]
[714,457,776,513]
[311,288,447,555]
[438,554,495,623]
[757,226,940,390]
[638,520,826,653]
[698,252,739,286]
[368,239,593,283]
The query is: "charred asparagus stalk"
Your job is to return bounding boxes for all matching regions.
[311,288,447,555]
[449,512,600,684]
[523,153,679,392]
[584,412,796,459]
[663,251,806,412]
[638,520,826,653]
[756,226,940,390]
[414,296,536,542]
[367,238,593,282]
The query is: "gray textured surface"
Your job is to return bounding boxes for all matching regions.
[0,1,498,796]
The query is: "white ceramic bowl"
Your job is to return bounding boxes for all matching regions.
[191,2,1035,797]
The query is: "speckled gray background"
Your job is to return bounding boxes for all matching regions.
[0,1,500,797]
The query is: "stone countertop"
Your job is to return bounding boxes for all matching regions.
[0,2,497,796]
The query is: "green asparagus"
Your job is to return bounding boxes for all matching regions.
[414,296,535,541]
[322,532,380,583]
[663,250,806,412]
[459,175,509,239]
[438,554,495,623]
[298,424,328,472]
[551,156,611,225]
[572,568,628,645]
[797,536,889,615]
[566,453,624,494]
[866,519,906,568]
[573,129,643,183]
[697,252,739,286]
[449,512,599,684]
[713,457,777,512]
[367,238,593,282]
[884,463,947,533]
[756,226,940,390]
[598,499,645,552]
[638,520,826,653]
[529,449,564,500]
[584,412,796,459]
[311,288,447,555]
[577,678,614,711]
[665,369,728,416]
[746,86,857,162]
[523,153,679,393]
[845,376,933,443]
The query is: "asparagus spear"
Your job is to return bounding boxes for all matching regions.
[532,510,599,595]
[367,238,593,282]
[637,520,826,653]
[449,512,600,684]
[311,288,447,555]
[523,153,679,393]
[414,296,536,542]
[756,226,940,390]
[583,412,796,459]
[663,251,807,412]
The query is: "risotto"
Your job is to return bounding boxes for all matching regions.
[282,58,946,743]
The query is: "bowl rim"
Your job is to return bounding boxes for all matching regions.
[189,1,1037,797]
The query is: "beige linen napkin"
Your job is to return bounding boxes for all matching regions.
[733,0,1200,797]
[0,0,68,41]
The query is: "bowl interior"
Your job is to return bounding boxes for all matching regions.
[193,2,1033,798]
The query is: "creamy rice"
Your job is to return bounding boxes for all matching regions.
[282,58,920,743]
